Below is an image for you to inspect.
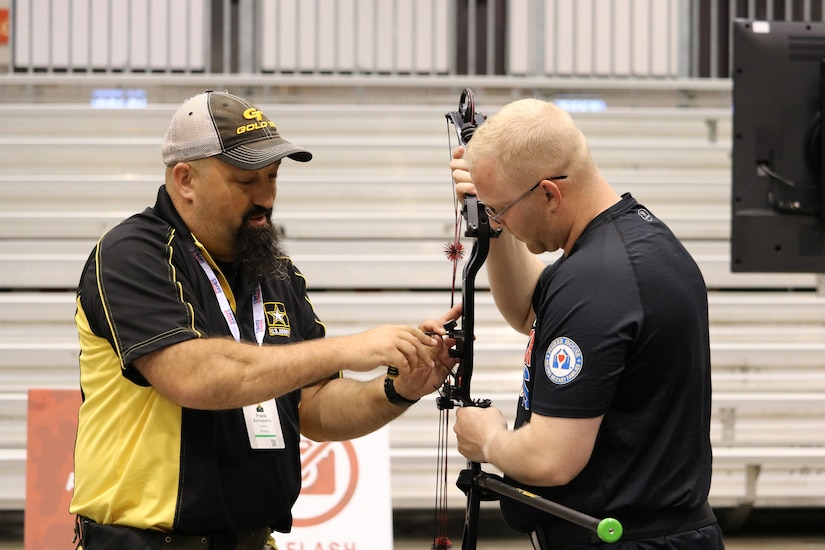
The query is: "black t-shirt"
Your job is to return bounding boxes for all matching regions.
[501,194,713,532]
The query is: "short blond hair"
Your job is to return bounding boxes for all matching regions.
[464,99,593,187]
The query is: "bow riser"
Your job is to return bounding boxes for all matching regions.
[440,88,499,411]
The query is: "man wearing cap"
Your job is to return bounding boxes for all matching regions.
[70,91,456,549]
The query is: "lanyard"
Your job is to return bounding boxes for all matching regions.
[192,248,265,346]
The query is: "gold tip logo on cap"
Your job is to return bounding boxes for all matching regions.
[243,108,263,121]
[238,107,276,135]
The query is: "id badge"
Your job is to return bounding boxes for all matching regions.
[242,399,286,449]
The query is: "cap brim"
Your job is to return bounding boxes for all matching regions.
[216,138,313,170]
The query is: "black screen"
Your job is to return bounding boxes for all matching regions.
[731,19,825,273]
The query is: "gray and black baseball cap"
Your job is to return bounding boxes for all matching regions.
[161,90,312,169]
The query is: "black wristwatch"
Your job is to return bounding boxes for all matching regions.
[384,377,420,408]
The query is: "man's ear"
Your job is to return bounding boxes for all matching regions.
[541,180,561,209]
[171,162,196,200]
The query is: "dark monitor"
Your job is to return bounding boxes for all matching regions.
[731,19,825,273]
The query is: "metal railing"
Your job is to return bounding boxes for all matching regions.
[3,0,825,79]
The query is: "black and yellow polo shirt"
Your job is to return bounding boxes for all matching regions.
[70,186,325,535]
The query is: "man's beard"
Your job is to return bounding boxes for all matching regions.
[234,207,290,283]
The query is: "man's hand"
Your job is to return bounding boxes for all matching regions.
[450,146,476,203]
[350,325,443,374]
[391,305,463,401]
[454,406,508,463]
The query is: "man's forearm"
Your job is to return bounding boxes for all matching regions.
[299,376,409,441]
[487,232,543,334]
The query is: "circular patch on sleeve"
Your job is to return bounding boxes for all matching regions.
[544,336,583,385]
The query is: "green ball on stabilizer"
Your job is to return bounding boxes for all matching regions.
[596,517,623,543]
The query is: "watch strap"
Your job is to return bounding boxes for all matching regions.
[384,376,420,407]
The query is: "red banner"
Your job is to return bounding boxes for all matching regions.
[25,389,81,550]
[0,9,9,45]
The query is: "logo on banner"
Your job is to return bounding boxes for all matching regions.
[292,438,359,527]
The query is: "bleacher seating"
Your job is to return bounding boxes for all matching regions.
[1,89,824,529]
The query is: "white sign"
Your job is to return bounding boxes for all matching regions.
[275,427,393,550]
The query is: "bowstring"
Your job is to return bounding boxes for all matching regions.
[444,118,465,309]
[431,118,466,549]
[433,402,452,548]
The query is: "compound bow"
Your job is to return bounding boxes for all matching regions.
[433,89,623,550]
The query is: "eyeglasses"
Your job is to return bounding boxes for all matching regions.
[483,175,568,224]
